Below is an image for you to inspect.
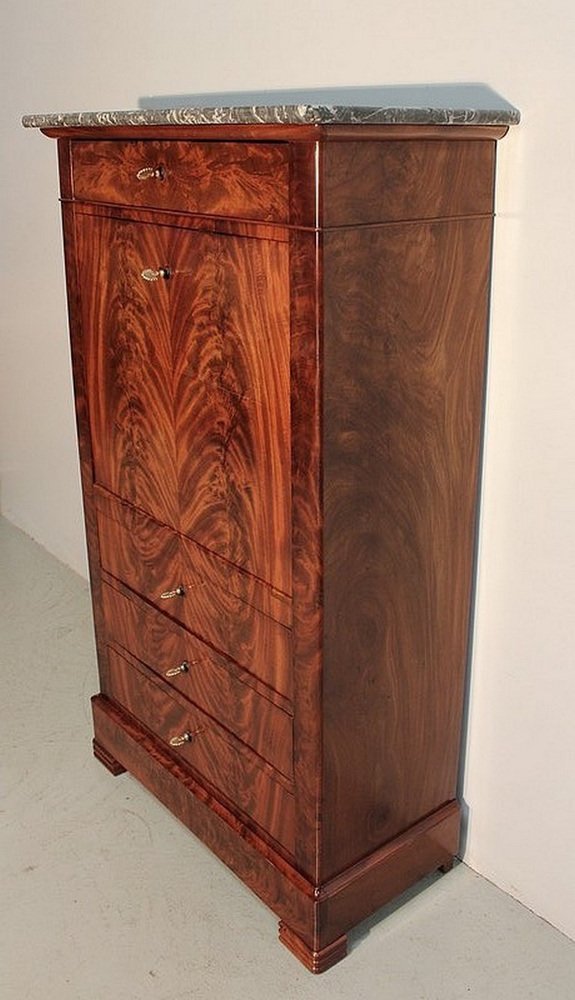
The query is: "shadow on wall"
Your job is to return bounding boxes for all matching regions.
[139,83,517,114]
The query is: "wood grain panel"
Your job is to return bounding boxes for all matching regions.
[92,692,313,894]
[289,140,319,228]
[71,198,290,241]
[96,493,184,598]
[78,214,291,595]
[322,140,495,226]
[172,231,291,594]
[278,923,347,974]
[182,534,292,628]
[322,124,509,142]
[101,581,293,776]
[72,140,290,221]
[95,492,292,699]
[321,216,493,877]
[167,229,229,556]
[288,229,325,881]
[316,801,460,948]
[106,647,295,852]
[95,481,291,626]
[76,214,180,526]
[179,540,292,699]
[58,181,111,689]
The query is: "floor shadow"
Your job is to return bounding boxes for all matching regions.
[348,860,462,953]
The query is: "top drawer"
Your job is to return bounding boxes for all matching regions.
[70,140,290,222]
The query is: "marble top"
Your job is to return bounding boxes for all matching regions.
[22,85,520,129]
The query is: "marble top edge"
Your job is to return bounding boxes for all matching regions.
[22,102,520,130]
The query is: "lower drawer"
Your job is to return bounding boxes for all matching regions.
[101,581,293,777]
[106,646,295,854]
[96,497,292,699]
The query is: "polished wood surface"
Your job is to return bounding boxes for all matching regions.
[96,493,292,698]
[288,229,324,880]
[320,216,492,877]
[72,140,290,221]
[77,216,291,593]
[314,800,459,947]
[322,139,495,225]
[77,215,291,593]
[95,494,293,699]
[278,923,348,974]
[101,581,293,776]
[92,693,307,871]
[58,174,112,692]
[92,484,292,628]
[73,199,291,241]
[92,739,126,775]
[106,646,296,852]
[180,531,292,628]
[48,123,509,970]
[171,230,291,593]
[77,214,179,525]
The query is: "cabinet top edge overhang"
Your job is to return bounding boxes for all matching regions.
[21,88,520,131]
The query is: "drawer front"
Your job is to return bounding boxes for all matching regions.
[96,498,292,700]
[96,495,185,600]
[101,582,293,777]
[183,534,291,629]
[72,140,290,221]
[106,647,295,853]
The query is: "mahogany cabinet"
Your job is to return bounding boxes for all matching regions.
[30,113,512,972]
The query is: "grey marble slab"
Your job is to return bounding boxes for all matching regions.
[22,85,519,129]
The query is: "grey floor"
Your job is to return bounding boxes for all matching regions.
[2,516,574,1000]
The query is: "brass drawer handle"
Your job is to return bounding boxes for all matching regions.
[165,660,191,677]
[159,585,185,600]
[169,728,202,747]
[135,165,165,181]
[169,732,193,746]
[141,267,171,282]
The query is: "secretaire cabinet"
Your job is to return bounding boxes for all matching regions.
[29,108,513,971]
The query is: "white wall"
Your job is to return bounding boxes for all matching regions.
[1,0,574,942]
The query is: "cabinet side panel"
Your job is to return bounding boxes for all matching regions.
[322,140,495,226]
[321,216,493,878]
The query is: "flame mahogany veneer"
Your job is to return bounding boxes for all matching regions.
[43,121,508,972]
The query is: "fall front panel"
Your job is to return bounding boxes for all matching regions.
[75,214,291,594]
